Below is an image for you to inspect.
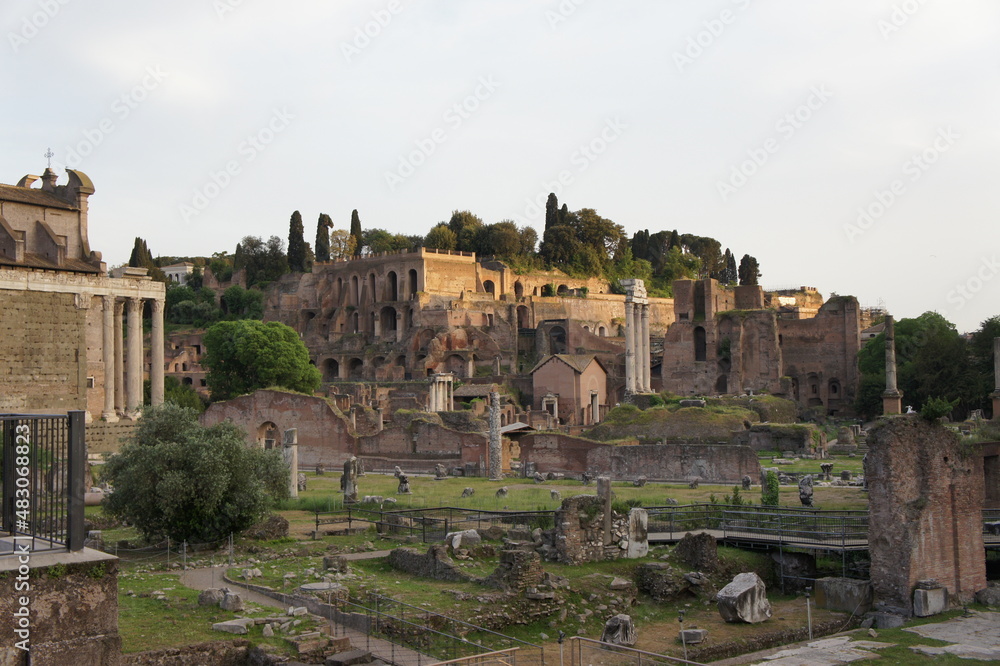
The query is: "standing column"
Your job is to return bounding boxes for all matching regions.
[624,301,636,393]
[991,338,1000,421]
[640,304,651,392]
[447,375,454,411]
[488,391,503,480]
[882,315,902,415]
[114,300,125,414]
[395,311,403,343]
[101,296,117,421]
[150,299,165,406]
[591,391,600,425]
[125,297,143,416]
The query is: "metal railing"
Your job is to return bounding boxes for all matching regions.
[568,637,705,666]
[0,412,85,554]
[315,506,557,543]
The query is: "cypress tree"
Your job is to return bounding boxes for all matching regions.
[544,193,559,231]
[315,214,333,263]
[288,210,306,272]
[350,210,363,256]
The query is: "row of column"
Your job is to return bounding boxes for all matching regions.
[622,279,651,394]
[428,373,454,412]
[101,295,164,420]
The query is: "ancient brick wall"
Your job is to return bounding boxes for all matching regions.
[85,420,137,455]
[732,424,826,454]
[0,289,87,413]
[518,433,760,482]
[200,389,356,467]
[866,417,986,610]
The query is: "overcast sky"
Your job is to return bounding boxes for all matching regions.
[4,0,998,332]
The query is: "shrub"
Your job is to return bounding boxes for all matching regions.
[761,471,779,506]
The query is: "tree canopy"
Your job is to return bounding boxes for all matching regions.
[287,210,309,272]
[202,320,321,400]
[102,403,289,542]
[234,235,289,288]
[315,213,333,263]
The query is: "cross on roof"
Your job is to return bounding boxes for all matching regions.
[44,147,54,168]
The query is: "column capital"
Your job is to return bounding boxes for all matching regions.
[113,299,125,315]
[151,298,165,314]
[126,296,143,312]
[102,294,115,309]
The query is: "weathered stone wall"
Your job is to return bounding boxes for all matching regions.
[122,640,254,665]
[518,433,760,482]
[585,406,756,444]
[555,495,613,564]
[0,550,121,666]
[200,389,356,467]
[732,424,826,455]
[0,289,88,413]
[387,545,474,583]
[85,420,137,455]
[866,417,986,610]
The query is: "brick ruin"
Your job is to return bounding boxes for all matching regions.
[866,417,987,611]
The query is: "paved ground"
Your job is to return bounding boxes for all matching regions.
[904,611,1000,661]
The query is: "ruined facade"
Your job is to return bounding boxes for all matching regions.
[0,168,165,419]
[661,279,861,415]
[530,354,608,426]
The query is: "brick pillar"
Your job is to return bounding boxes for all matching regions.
[114,300,125,414]
[150,298,165,406]
[125,297,143,416]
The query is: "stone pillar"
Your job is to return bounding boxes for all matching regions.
[591,391,600,425]
[640,304,651,392]
[283,429,299,499]
[395,311,403,343]
[446,374,454,411]
[101,297,117,421]
[114,300,125,414]
[375,407,384,431]
[428,378,437,411]
[624,301,636,393]
[597,476,613,545]
[150,298,165,406]
[373,313,380,340]
[626,508,649,558]
[488,391,503,480]
[493,355,502,376]
[125,297,143,416]
[882,315,902,415]
[992,337,1000,421]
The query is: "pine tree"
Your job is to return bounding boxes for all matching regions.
[315,214,333,263]
[738,254,762,286]
[722,249,738,285]
[288,210,306,272]
[544,193,559,230]
[128,237,153,268]
[350,210,363,256]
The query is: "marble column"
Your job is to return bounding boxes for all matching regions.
[624,301,636,393]
[114,300,125,414]
[150,299,165,406]
[591,390,600,425]
[640,304,651,392]
[395,311,403,343]
[125,297,143,416]
[446,374,454,411]
[488,391,503,480]
[428,378,438,411]
[101,296,117,421]
[882,315,902,415]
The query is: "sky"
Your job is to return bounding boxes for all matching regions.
[3,0,999,332]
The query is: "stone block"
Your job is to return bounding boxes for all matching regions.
[198,588,226,607]
[871,612,905,629]
[975,583,1000,607]
[680,628,708,644]
[717,572,772,624]
[326,649,374,666]
[913,587,948,617]
[220,592,245,612]
[212,619,252,634]
[814,577,873,614]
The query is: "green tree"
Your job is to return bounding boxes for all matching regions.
[738,254,761,286]
[144,376,207,413]
[315,213,333,263]
[721,249,738,285]
[424,223,457,251]
[102,404,289,542]
[238,235,289,287]
[448,210,484,253]
[350,209,363,256]
[127,237,167,282]
[287,210,307,272]
[221,285,264,320]
[544,193,559,230]
[761,470,779,506]
[203,320,321,400]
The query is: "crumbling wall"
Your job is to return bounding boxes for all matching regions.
[732,424,826,455]
[866,417,986,611]
[387,545,474,583]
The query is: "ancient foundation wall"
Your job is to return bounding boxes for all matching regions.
[866,417,986,611]
[518,433,760,482]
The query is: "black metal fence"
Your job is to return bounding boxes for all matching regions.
[0,411,85,554]
[316,506,556,542]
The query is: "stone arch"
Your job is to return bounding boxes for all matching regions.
[256,421,278,448]
[348,358,364,379]
[715,375,728,393]
[828,378,841,398]
[408,269,418,297]
[417,328,436,350]
[406,307,415,329]
[369,272,377,303]
[351,275,360,305]
[516,305,530,330]
[380,306,397,336]
[557,284,569,296]
[598,325,607,337]
[336,277,343,302]
[807,373,822,407]
[182,376,193,386]
[323,358,340,381]
[369,311,376,335]
[387,271,398,301]
[694,326,707,362]
[583,325,590,332]
[514,281,524,298]
[483,280,495,295]
[395,354,406,367]
[351,311,360,333]
[549,325,567,355]
[445,354,467,377]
